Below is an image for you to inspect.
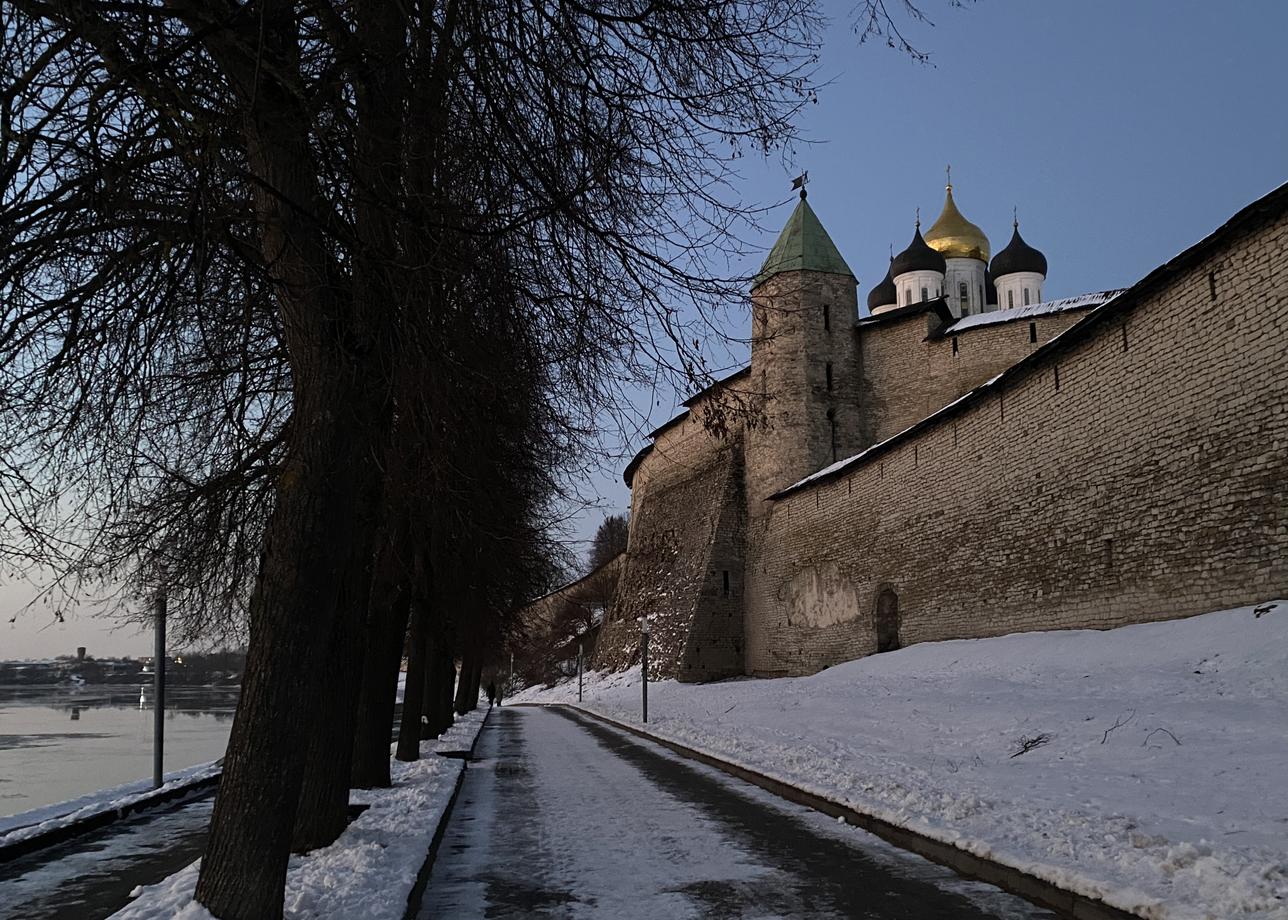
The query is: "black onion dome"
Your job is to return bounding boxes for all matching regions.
[867,260,897,310]
[891,225,946,277]
[990,224,1048,279]
[985,268,998,305]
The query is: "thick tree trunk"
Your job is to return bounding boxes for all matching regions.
[455,652,484,714]
[396,600,429,761]
[290,559,373,851]
[193,99,388,920]
[196,390,384,917]
[453,650,474,715]
[419,632,452,739]
[351,589,411,787]
[288,0,410,848]
[469,657,484,710]
[433,641,456,736]
[419,635,438,740]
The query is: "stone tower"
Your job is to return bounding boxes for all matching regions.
[745,192,862,512]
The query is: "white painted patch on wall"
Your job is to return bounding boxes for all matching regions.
[788,564,860,628]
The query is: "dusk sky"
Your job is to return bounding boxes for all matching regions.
[4,0,1285,659]
[572,0,1288,556]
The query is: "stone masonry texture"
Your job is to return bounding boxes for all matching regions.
[745,204,1287,675]
[581,186,1287,681]
[593,392,747,680]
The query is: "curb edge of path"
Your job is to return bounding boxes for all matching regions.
[402,706,493,920]
[524,702,1143,920]
[0,772,222,865]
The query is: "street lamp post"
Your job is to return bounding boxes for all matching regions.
[577,640,584,702]
[641,615,649,724]
[153,593,166,789]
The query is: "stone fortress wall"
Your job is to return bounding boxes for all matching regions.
[592,184,1287,681]
[857,300,1105,448]
[746,197,1287,675]
[594,377,747,680]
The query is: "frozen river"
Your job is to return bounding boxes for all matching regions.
[0,684,238,820]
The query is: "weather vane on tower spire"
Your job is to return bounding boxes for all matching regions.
[791,171,809,200]
[946,163,952,190]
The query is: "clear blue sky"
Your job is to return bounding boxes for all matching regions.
[569,0,1288,554]
[6,0,1286,656]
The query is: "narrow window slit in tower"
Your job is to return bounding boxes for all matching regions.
[951,336,959,356]
[722,571,730,595]
[825,362,833,392]
[823,303,831,330]
[1122,323,1129,352]
[1208,271,1217,302]
[1054,366,1061,390]
[827,408,837,463]
[953,422,958,447]
[914,445,919,467]
[1028,321,1037,343]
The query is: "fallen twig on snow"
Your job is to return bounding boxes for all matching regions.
[1010,733,1052,758]
[1101,709,1136,744]
[1142,727,1182,747]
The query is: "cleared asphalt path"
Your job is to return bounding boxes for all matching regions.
[419,706,1056,919]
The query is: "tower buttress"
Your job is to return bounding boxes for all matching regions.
[745,194,862,511]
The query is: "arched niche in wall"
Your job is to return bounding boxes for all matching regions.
[875,588,900,653]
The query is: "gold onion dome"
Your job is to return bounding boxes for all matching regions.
[925,185,990,262]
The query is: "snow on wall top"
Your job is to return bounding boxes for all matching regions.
[942,289,1126,335]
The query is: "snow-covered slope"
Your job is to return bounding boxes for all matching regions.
[515,601,1288,919]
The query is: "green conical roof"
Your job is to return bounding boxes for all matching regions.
[753,196,855,288]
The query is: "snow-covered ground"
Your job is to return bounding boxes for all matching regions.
[513,601,1288,920]
[0,759,221,848]
[110,707,489,920]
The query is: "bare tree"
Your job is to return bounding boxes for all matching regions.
[2,0,956,915]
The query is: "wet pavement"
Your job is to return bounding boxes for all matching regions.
[419,706,1057,919]
[0,798,212,920]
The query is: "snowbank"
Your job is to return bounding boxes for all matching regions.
[0,759,222,849]
[110,707,489,920]
[514,601,1288,919]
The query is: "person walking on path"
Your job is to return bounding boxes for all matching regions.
[486,681,497,707]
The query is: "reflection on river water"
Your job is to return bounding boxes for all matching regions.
[0,684,238,819]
